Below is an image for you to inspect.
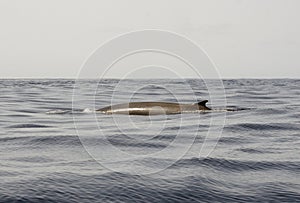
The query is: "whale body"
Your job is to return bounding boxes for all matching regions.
[96,100,211,115]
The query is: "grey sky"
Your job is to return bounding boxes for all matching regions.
[0,0,299,78]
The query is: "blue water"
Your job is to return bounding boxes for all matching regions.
[0,79,300,202]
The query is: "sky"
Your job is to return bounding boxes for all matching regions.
[0,0,299,78]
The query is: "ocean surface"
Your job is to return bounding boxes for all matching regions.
[0,79,299,202]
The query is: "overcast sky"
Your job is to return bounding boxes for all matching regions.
[0,0,299,78]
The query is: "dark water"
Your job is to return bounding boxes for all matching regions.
[0,79,300,202]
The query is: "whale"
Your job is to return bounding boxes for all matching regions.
[96,100,211,115]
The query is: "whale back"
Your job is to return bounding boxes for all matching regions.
[97,100,211,115]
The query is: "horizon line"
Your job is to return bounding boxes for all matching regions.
[0,77,299,80]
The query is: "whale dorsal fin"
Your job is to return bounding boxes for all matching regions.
[198,100,208,106]
[197,100,211,110]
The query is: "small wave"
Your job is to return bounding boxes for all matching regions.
[0,135,81,147]
[218,137,250,144]
[28,135,81,146]
[10,156,56,163]
[237,148,266,154]
[225,107,251,111]
[16,109,40,114]
[46,109,71,114]
[0,136,31,143]
[106,135,167,149]
[7,124,52,128]
[225,123,300,131]
[46,108,95,114]
[82,108,94,113]
[3,114,32,118]
[172,157,300,172]
[150,134,177,141]
[209,106,251,112]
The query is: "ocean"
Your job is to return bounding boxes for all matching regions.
[0,79,299,202]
